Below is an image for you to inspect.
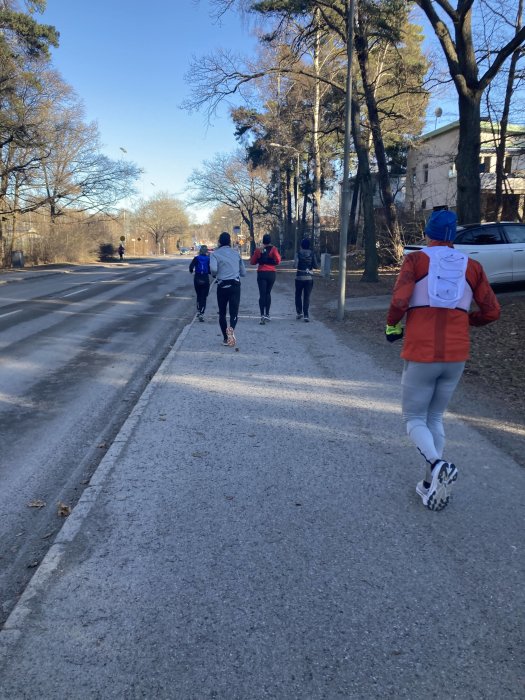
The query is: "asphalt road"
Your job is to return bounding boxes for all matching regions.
[0,267,522,698]
[0,257,195,624]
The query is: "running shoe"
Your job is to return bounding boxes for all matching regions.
[296,313,303,320]
[226,326,236,347]
[426,461,458,511]
[260,316,265,325]
[198,313,204,322]
[264,315,271,321]
[304,316,310,323]
[416,481,429,505]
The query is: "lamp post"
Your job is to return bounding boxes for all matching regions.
[269,143,301,256]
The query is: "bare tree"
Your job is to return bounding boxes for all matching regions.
[133,193,190,254]
[187,151,270,251]
[415,0,525,224]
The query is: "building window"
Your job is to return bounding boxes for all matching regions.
[505,156,513,174]
[421,199,427,210]
[484,156,491,172]
[423,163,429,183]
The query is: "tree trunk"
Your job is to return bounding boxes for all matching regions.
[354,12,403,262]
[494,0,522,220]
[311,9,322,252]
[348,167,360,246]
[301,189,308,239]
[351,96,378,283]
[456,90,482,224]
[285,165,292,251]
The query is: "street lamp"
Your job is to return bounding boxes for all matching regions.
[269,143,301,255]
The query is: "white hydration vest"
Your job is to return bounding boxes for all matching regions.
[409,247,472,311]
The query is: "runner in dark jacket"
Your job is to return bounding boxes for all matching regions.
[294,238,318,322]
[189,245,211,320]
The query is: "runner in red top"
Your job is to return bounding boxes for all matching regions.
[385,209,500,511]
[250,233,281,324]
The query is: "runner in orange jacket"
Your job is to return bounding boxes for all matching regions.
[385,210,500,511]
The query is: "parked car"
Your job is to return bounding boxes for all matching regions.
[404,222,525,284]
[179,247,190,255]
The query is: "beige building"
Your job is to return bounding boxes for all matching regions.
[405,121,525,220]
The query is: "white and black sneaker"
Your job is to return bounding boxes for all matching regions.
[296,313,303,320]
[226,326,236,347]
[425,461,458,511]
[264,314,271,322]
[260,316,265,325]
[416,480,429,505]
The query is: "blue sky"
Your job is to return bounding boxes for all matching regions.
[39,2,465,222]
[41,1,259,220]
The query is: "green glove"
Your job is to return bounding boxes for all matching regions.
[385,322,404,343]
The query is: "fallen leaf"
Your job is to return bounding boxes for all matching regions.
[57,502,72,517]
[27,560,39,569]
[97,442,108,449]
[27,499,46,509]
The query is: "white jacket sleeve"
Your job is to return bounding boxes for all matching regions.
[210,253,218,277]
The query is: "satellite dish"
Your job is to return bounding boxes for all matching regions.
[434,107,443,118]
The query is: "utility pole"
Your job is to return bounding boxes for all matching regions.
[337,0,356,321]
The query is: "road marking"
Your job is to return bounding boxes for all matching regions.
[61,288,89,298]
[0,309,22,319]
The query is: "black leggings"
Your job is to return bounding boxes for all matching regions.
[217,280,241,338]
[257,270,276,316]
[194,277,210,313]
[295,279,313,316]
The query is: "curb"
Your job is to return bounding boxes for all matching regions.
[0,317,196,644]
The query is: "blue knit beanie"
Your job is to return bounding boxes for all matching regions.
[425,210,457,242]
[301,238,311,249]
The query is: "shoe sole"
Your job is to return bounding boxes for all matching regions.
[427,462,458,511]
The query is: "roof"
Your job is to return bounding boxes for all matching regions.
[420,120,525,142]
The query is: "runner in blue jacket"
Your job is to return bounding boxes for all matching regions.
[189,245,211,321]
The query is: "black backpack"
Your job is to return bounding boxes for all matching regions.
[259,246,277,266]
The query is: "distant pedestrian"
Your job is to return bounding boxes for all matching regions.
[250,233,281,324]
[294,238,318,322]
[189,245,211,321]
[385,209,500,511]
[117,244,125,261]
[210,232,246,347]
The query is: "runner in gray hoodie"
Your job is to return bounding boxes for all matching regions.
[210,232,246,347]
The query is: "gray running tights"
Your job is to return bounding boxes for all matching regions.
[401,360,465,474]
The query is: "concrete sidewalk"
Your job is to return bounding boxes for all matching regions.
[0,269,523,699]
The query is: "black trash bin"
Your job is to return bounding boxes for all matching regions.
[12,250,25,268]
